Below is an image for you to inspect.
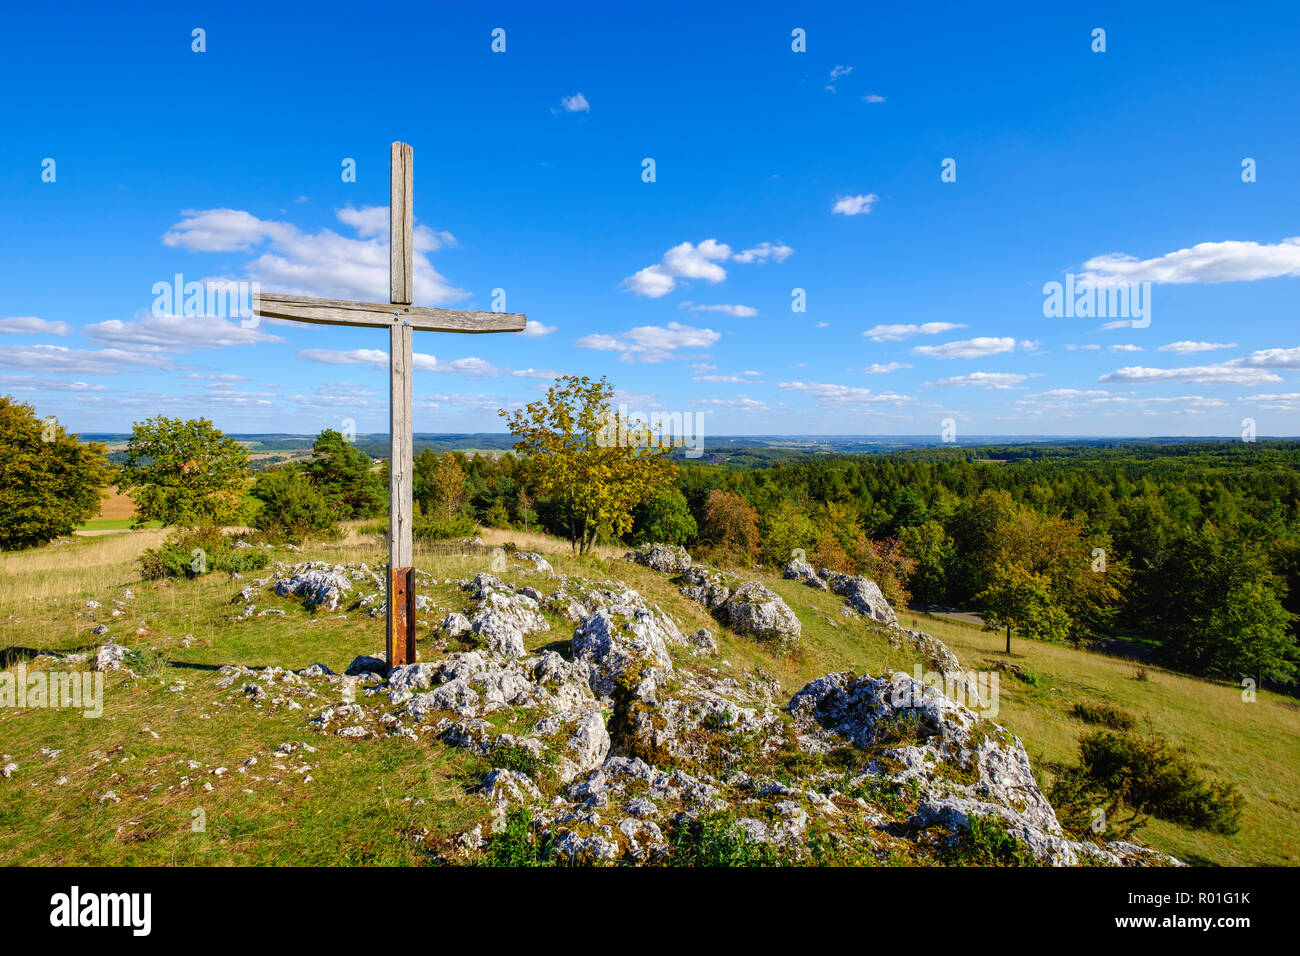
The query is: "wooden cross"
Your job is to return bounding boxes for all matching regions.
[254,142,525,666]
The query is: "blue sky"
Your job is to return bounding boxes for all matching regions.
[3,0,1299,437]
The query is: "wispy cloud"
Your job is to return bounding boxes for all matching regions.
[84,314,284,352]
[825,65,853,92]
[684,303,758,317]
[864,322,965,342]
[1098,365,1280,385]
[297,348,502,377]
[862,362,912,374]
[0,316,69,336]
[693,370,762,383]
[913,336,1016,360]
[931,372,1027,389]
[696,394,769,411]
[575,322,720,362]
[777,381,911,406]
[0,374,109,392]
[0,345,175,374]
[1098,346,1300,385]
[1158,340,1237,353]
[732,242,794,264]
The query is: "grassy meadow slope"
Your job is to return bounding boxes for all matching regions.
[0,526,1295,866]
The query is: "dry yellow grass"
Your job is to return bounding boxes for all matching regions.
[95,486,137,520]
[0,529,166,607]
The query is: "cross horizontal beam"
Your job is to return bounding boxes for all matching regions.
[253,292,526,333]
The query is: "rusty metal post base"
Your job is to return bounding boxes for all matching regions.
[387,566,417,666]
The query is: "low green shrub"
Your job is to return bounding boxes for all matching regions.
[667,811,782,866]
[139,527,271,580]
[938,813,1040,866]
[1071,700,1136,731]
[480,809,547,867]
[1050,729,1244,838]
[414,512,480,541]
[123,646,169,677]
[249,466,342,543]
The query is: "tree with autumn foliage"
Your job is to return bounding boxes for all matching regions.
[703,489,760,561]
[807,501,915,607]
[500,375,677,554]
[975,505,1125,651]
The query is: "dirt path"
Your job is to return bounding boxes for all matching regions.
[908,604,986,628]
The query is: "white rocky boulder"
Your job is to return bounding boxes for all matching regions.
[95,643,125,672]
[572,606,675,699]
[721,582,802,651]
[782,559,828,590]
[470,589,549,658]
[675,566,735,610]
[624,543,692,574]
[820,570,897,626]
[787,670,1060,838]
[513,551,554,574]
[274,565,353,611]
[439,612,472,639]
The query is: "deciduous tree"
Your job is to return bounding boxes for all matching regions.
[704,489,760,561]
[119,416,248,528]
[500,375,677,553]
[0,397,112,549]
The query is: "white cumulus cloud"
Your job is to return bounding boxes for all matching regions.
[1079,236,1300,286]
[163,206,466,306]
[622,239,791,299]
[832,194,878,216]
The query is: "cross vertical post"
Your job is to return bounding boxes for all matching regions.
[387,141,417,667]
[250,141,527,668]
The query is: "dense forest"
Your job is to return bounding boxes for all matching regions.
[445,440,1300,687]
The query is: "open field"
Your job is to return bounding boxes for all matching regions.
[1,526,1296,866]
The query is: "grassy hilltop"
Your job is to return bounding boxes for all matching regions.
[1,525,1295,866]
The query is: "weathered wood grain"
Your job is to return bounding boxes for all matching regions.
[389,322,414,569]
[253,293,526,333]
[390,142,413,306]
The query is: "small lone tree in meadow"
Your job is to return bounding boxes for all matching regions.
[0,396,112,549]
[978,561,1071,654]
[500,375,677,554]
[119,415,249,528]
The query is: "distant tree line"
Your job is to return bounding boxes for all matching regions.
[5,388,1295,687]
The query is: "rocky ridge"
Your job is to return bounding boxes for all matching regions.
[215,546,1178,867]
